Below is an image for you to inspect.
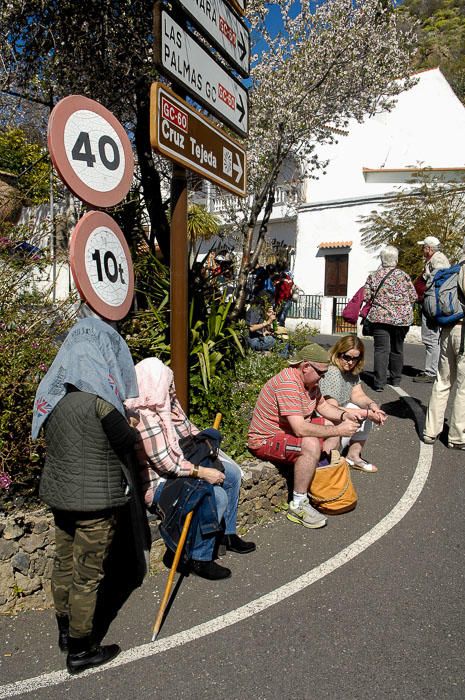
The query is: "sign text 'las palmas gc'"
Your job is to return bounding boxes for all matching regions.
[150,83,246,197]
[155,9,248,138]
[173,0,250,77]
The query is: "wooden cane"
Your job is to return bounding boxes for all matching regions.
[151,412,222,641]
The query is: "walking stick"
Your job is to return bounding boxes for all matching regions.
[151,412,222,641]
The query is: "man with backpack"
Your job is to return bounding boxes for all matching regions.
[414,236,450,383]
[423,240,465,449]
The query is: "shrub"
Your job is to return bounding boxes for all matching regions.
[0,229,72,513]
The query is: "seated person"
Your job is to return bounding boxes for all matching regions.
[245,290,277,351]
[247,344,366,530]
[318,335,387,473]
[125,358,255,582]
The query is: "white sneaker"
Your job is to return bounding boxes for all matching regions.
[286,497,327,529]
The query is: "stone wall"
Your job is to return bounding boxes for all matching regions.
[0,460,289,615]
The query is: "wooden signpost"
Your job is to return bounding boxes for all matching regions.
[153,0,250,408]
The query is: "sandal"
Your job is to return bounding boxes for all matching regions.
[346,457,378,473]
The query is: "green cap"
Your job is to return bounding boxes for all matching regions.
[288,343,330,365]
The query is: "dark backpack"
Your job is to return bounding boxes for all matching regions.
[422,263,465,326]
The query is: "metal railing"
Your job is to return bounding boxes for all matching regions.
[287,294,322,320]
[333,297,357,334]
[210,186,300,214]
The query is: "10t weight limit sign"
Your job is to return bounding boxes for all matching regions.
[48,95,134,208]
[69,211,135,321]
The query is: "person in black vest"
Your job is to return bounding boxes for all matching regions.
[31,316,139,674]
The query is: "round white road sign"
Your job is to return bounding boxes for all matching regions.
[48,95,134,207]
[70,211,134,320]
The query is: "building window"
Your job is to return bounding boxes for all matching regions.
[324,254,348,296]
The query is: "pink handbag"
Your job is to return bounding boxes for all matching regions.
[342,287,365,324]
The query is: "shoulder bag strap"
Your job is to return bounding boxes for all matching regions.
[370,267,396,306]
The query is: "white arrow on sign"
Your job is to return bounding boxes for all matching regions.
[174,0,250,77]
[158,10,248,137]
[232,152,243,183]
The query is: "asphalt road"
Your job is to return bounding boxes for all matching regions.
[1,337,464,700]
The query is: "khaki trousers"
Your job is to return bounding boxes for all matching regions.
[52,510,117,638]
[424,324,465,444]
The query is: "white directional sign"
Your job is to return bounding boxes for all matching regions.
[48,96,134,208]
[156,9,248,137]
[174,0,250,76]
[69,211,134,321]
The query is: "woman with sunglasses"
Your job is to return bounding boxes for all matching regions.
[319,335,387,472]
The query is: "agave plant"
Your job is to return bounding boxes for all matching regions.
[190,292,244,390]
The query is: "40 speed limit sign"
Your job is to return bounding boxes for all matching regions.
[48,95,134,208]
[69,211,135,321]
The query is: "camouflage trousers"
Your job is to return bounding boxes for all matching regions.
[52,510,117,639]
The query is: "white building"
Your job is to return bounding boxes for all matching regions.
[289,68,465,300]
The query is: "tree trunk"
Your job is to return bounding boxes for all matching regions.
[134,77,170,261]
[230,148,285,320]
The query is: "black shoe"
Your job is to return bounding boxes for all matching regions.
[66,636,120,675]
[221,534,256,554]
[56,614,69,653]
[191,560,232,580]
[162,548,189,575]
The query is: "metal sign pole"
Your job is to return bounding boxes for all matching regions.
[170,163,188,411]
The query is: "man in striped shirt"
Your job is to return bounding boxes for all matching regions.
[248,343,364,529]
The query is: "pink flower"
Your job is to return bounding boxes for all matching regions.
[0,472,12,490]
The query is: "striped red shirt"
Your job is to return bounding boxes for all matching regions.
[248,366,325,449]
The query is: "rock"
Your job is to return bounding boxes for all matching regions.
[0,561,15,599]
[0,539,18,561]
[21,533,47,553]
[32,519,49,534]
[267,482,285,499]
[11,552,30,575]
[3,523,24,540]
[14,572,41,595]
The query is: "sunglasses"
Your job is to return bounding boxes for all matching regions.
[309,363,328,377]
[340,353,361,363]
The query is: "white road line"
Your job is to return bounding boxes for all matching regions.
[0,389,432,699]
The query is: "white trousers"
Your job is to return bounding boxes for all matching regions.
[424,324,465,444]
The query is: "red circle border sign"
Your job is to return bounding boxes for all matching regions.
[48,95,134,208]
[70,211,135,321]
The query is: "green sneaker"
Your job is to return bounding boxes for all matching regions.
[286,497,327,529]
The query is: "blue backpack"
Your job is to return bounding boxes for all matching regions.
[422,262,465,325]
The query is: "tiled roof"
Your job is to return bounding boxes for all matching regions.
[318,241,352,249]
